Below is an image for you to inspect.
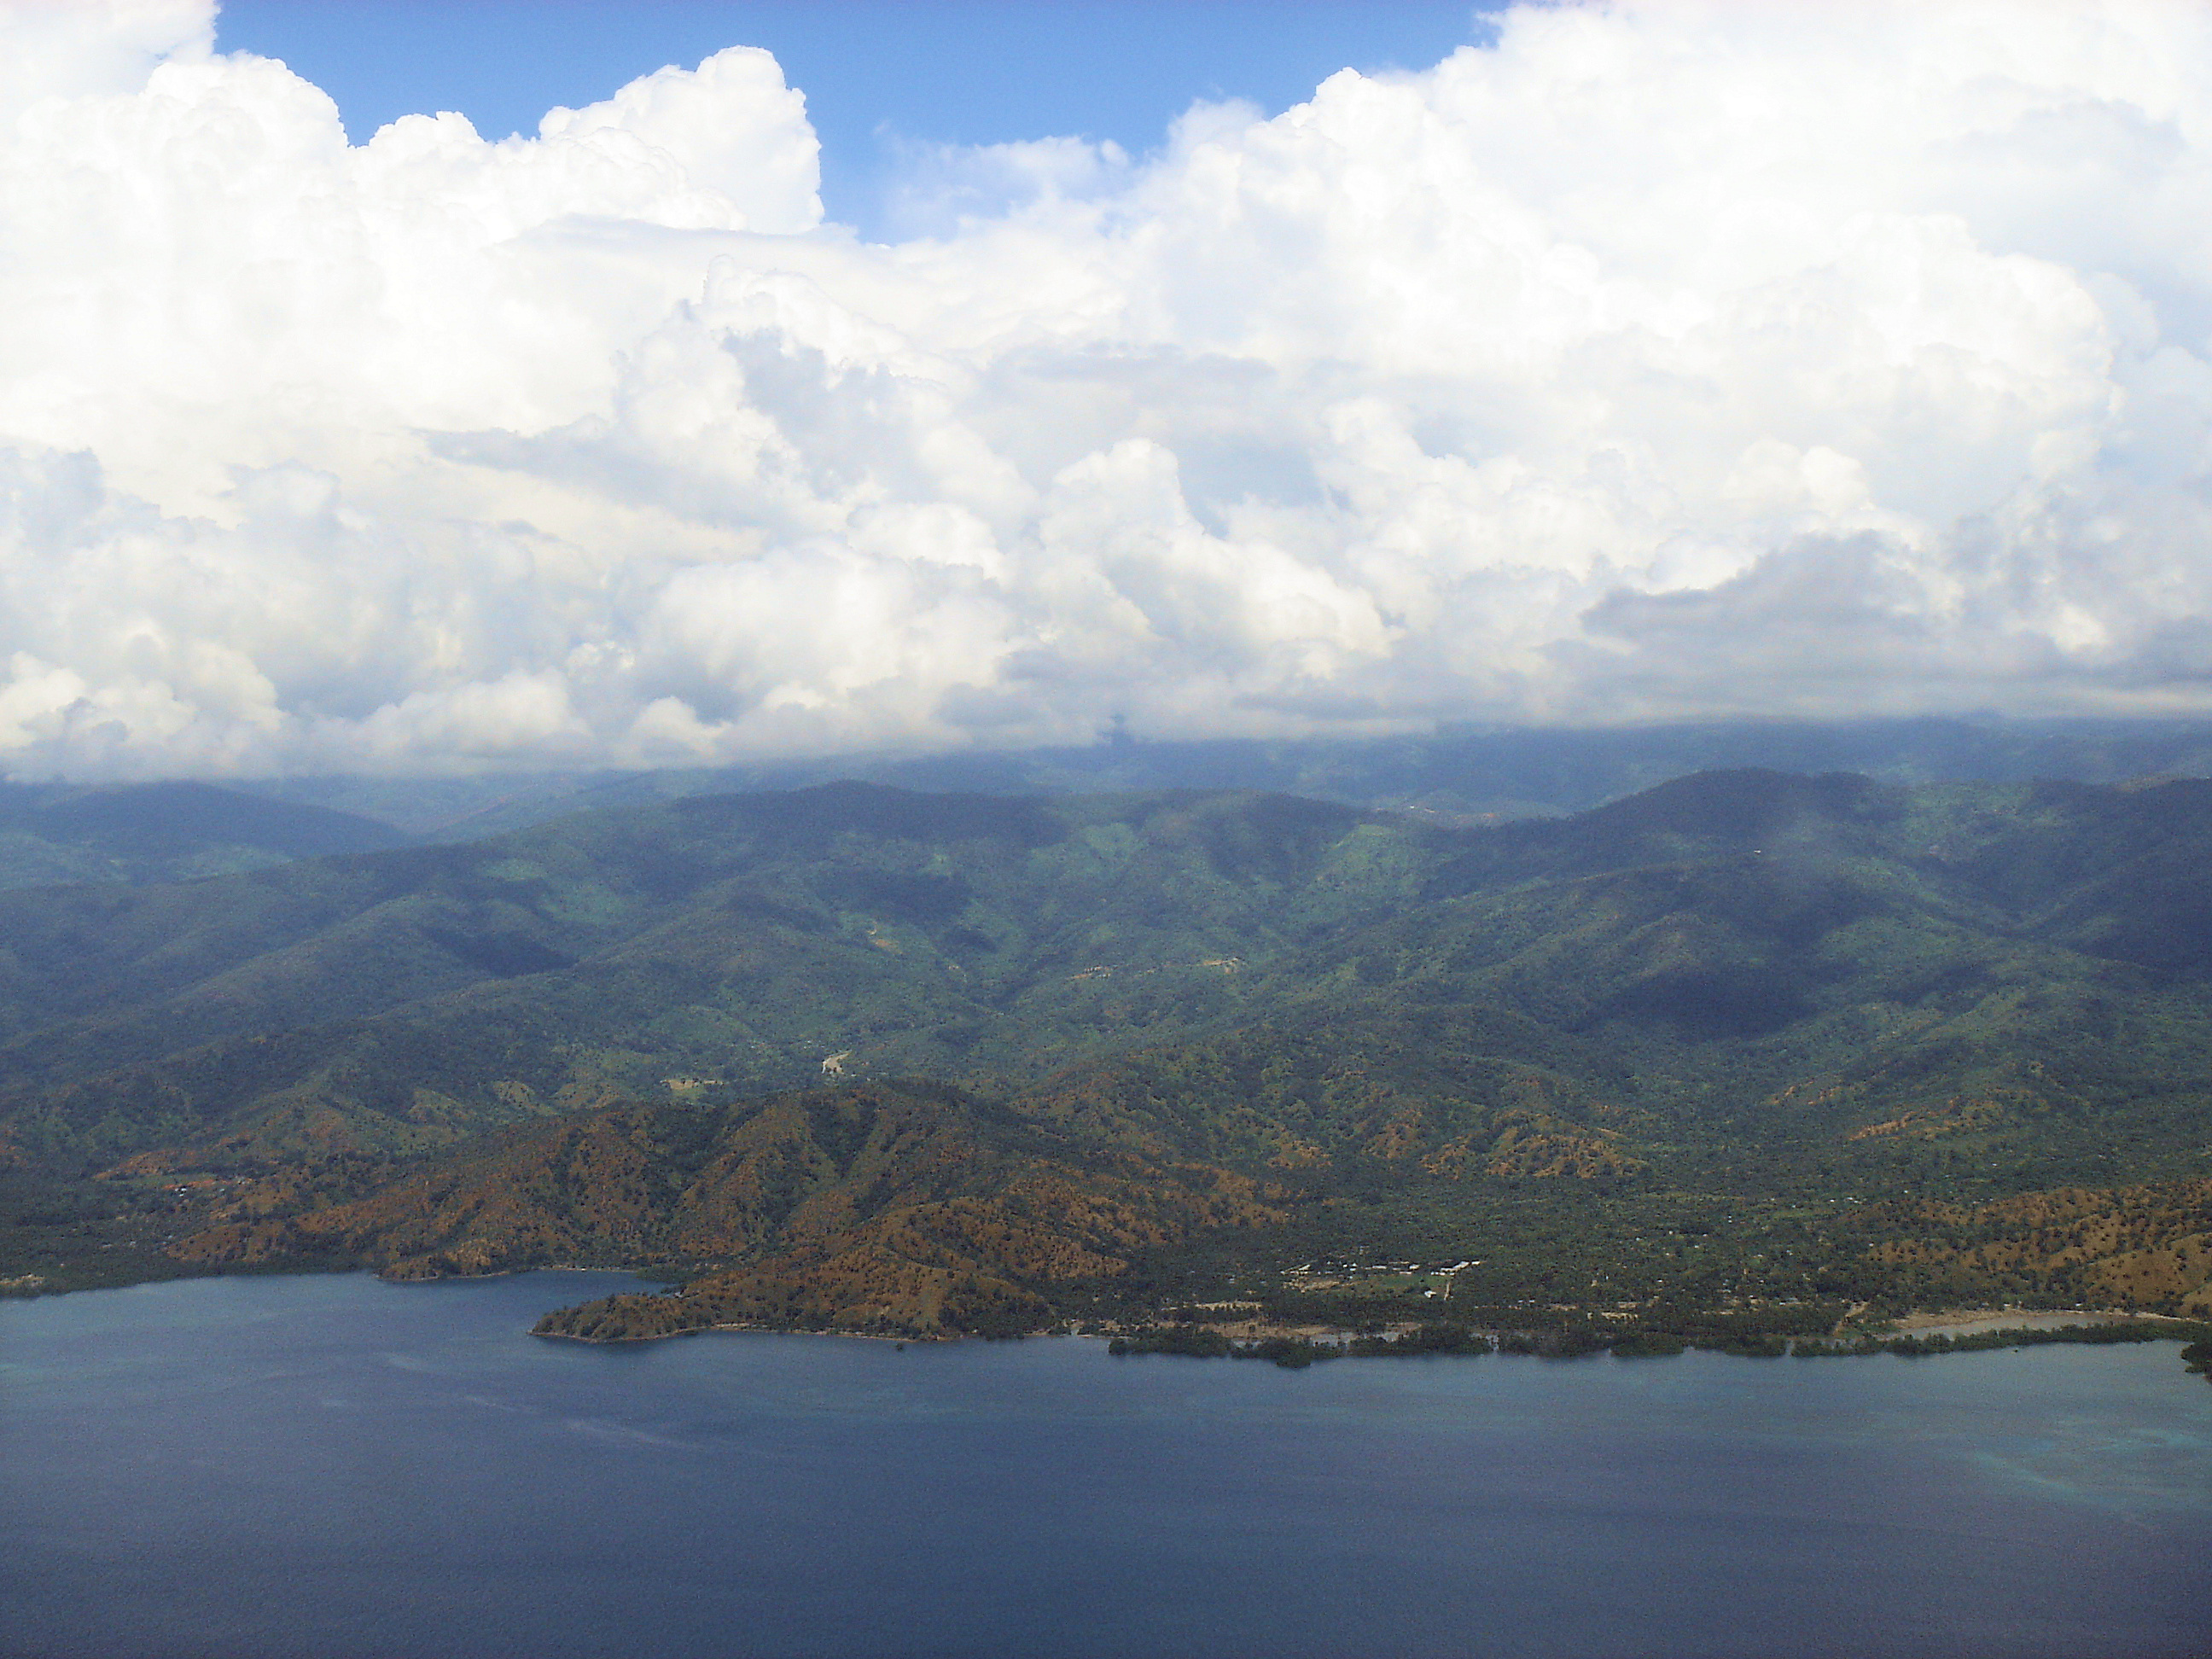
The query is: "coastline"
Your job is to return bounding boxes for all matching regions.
[11,1260,2206,1380]
[1880,1307,2194,1339]
[535,1318,955,1347]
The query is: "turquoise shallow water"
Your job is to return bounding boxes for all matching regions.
[3,1271,2209,1658]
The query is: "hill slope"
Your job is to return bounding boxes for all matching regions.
[171,1080,1278,1339]
[5,769,2212,1334]
[5,771,2212,1185]
[0,781,407,890]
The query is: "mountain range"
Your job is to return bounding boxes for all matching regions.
[0,780,406,890]
[3,766,2209,1339]
[237,713,2212,839]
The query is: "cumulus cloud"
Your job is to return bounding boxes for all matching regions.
[0,0,2208,777]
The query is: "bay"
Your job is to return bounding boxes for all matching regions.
[3,1272,2209,1659]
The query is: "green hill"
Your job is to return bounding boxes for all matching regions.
[8,770,2212,1183]
[4,769,2210,1335]
[0,780,407,890]
[243,714,2212,837]
[0,785,1421,1166]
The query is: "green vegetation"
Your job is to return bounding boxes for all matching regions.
[0,1172,212,1294]
[1107,1328,1362,1368]
[1105,1310,2212,1376]
[2,767,2209,1382]
[260,715,2212,841]
[0,780,405,891]
[9,767,2212,1190]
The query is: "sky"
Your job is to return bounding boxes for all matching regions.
[209,2,1498,236]
[0,0,2209,779]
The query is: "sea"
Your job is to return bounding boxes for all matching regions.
[3,1271,2208,1659]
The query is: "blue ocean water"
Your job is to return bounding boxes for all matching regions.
[3,1272,2209,1659]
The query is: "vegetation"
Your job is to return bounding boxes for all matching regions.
[1,767,2209,1382]
[265,714,2212,841]
[0,779,405,891]
[1104,1309,2212,1374]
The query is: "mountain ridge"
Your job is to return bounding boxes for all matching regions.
[4,767,2209,1340]
[0,780,408,891]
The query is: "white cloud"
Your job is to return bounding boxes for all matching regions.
[0,0,2208,777]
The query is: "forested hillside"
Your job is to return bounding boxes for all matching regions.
[243,714,2212,838]
[0,781,406,890]
[3,770,2209,1340]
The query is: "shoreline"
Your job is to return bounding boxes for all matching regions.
[536,1318,958,1347]
[13,1264,2205,1374]
[652,1309,2211,1362]
[1879,1307,2192,1338]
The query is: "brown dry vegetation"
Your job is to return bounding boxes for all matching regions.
[173,1082,1281,1339]
[1860,1179,2212,1316]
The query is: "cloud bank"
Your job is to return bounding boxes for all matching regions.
[0,0,2208,777]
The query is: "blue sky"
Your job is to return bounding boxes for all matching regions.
[213,1,1495,232]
